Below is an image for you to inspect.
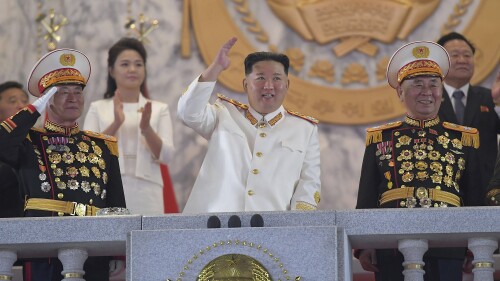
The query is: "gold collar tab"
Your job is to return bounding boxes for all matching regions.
[44,119,79,135]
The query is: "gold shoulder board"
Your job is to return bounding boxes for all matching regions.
[286,109,319,124]
[217,94,249,110]
[442,122,479,148]
[365,121,402,146]
[83,130,119,156]
[83,130,117,142]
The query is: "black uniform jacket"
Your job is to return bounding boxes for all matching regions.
[0,105,125,217]
[0,161,23,217]
[356,115,483,210]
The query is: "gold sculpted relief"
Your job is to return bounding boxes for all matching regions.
[171,240,299,280]
[267,0,440,56]
[186,0,500,124]
[197,254,271,281]
[309,60,335,82]
[284,48,305,72]
[342,63,368,85]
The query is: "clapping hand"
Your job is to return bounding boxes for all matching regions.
[139,101,152,135]
[113,90,125,126]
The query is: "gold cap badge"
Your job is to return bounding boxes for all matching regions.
[59,53,76,66]
[412,46,430,59]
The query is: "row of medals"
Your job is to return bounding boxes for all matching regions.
[34,135,108,200]
[377,130,466,193]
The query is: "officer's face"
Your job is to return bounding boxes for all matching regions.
[397,76,443,120]
[0,88,28,121]
[243,60,289,115]
[48,84,84,126]
[443,39,474,86]
[109,49,145,92]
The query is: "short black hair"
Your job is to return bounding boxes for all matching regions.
[437,32,475,54]
[0,81,27,99]
[244,52,290,76]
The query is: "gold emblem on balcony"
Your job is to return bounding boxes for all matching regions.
[197,254,271,281]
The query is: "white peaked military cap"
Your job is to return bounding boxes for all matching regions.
[27,48,91,97]
[387,41,450,89]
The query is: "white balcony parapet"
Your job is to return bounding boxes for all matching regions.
[59,248,87,281]
[398,239,428,281]
[0,249,16,280]
[0,215,141,280]
[1,208,500,280]
[468,237,498,281]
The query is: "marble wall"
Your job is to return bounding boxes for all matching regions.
[0,0,498,211]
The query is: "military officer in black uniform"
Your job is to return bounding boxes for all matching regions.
[0,49,125,281]
[355,41,483,281]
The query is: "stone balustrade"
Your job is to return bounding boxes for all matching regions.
[0,207,499,280]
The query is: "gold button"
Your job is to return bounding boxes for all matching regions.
[256,152,263,157]
[248,189,255,196]
[57,193,64,199]
[58,212,64,216]
[260,133,266,138]
[252,169,259,174]
[258,123,266,128]
[89,199,93,204]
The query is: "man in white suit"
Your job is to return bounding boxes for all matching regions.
[178,37,321,213]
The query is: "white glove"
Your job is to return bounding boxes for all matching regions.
[32,86,58,113]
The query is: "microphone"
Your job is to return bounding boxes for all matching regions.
[250,214,264,227]
[228,215,241,228]
[207,215,221,228]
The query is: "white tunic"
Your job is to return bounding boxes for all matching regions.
[178,78,321,213]
[83,95,174,214]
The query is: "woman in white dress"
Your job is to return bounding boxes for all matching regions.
[84,37,174,215]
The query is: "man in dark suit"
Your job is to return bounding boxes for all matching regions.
[437,32,500,188]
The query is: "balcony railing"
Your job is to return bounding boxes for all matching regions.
[1,207,499,281]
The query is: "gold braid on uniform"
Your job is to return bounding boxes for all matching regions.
[296,201,317,210]
[286,109,319,124]
[217,93,249,110]
[442,122,480,148]
[365,121,402,146]
[105,140,119,157]
[83,130,119,157]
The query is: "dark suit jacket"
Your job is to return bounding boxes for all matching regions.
[439,85,500,189]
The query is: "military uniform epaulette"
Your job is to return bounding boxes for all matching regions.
[365,121,403,146]
[286,109,319,125]
[442,122,480,149]
[217,94,248,110]
[83,130,119,157]
[83,130,117,142]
